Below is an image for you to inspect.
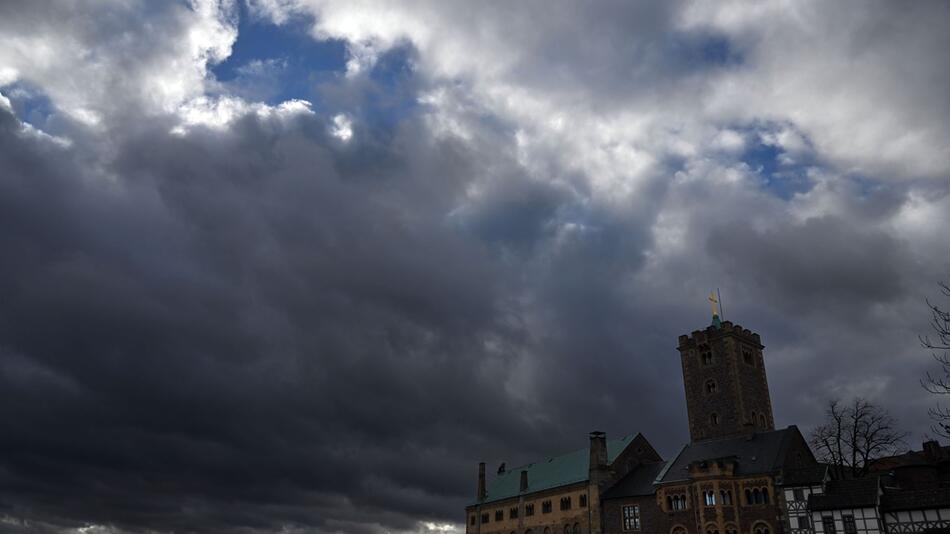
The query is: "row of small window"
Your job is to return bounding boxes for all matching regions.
[706,411,768,428]
[820,514,861,534]
[706,527,763,534]
[696,345,758,367]
[665,487,769,511]
[489,524,583,534]
[667,523,770,534]
[472,495,588,525]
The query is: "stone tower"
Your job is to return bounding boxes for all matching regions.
[677,318,774,442]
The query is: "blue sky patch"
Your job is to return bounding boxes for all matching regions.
[211,2,347,105]
[2,82,55,129]
[739,126,816,199]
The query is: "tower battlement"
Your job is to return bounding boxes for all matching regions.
[678,320,762,348]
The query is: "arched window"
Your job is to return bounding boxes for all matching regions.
[544,528,551,534]
[753,523,771,534]
[750,411,757,425]
[564,526,571,534]
[744,489,753,505]
[759,414,767,426]
[573,523,581,534]
[671,526,688,534]
[706,380,717,394]
[700,344,713,365]
[710,413,719,426]
[706,525,719,534]
[753,488,763,504]
[761,488,769,504]
[526,530,533,534]
[667,495,673,510]
[720,489,733,505]
[724,524,738,534]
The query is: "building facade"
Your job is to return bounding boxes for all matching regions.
[465,433,661,534]
[468,314,905,534]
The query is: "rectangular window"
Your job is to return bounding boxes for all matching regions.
[481,513,489,524]
[495,510,503,521]
[822,516,836,534]
[542,500,552,514]
[470,515,475,526]
[622,504,641,531]
[843,515,857,534]
[793,488,805,501]
[580,494,588,507]
[798,516,812,530]
[510,507,518,519]
[525,504,534,517]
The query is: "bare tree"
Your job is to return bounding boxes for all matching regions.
[922,280,950,437]
[809,398,908,479]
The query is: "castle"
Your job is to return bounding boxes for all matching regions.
[465,311,824,534]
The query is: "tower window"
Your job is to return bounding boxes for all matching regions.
[705,380,717,394]
[710,413,719,426]
[743,350,754,366]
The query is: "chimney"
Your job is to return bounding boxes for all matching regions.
[589,431,608,474]
[923,440,942,462]
[477,462,486,502]
[520,470,529,492]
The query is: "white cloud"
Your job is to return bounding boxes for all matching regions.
[330,113,353,141]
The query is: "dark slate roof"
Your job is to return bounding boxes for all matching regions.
[783,464,829,486]
[870,446,950,472]
[882,488,950,511]
[477,434,641,505]
[602,462,667,499]
[808,477,880,511]
[657,427,800,484]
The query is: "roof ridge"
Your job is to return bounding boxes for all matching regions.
[497,433,639,473]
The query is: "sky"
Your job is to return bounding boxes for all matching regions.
[1,1,949,533]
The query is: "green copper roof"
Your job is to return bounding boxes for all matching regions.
[476,434,638,505]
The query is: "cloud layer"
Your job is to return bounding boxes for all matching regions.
[1,1,949,532]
